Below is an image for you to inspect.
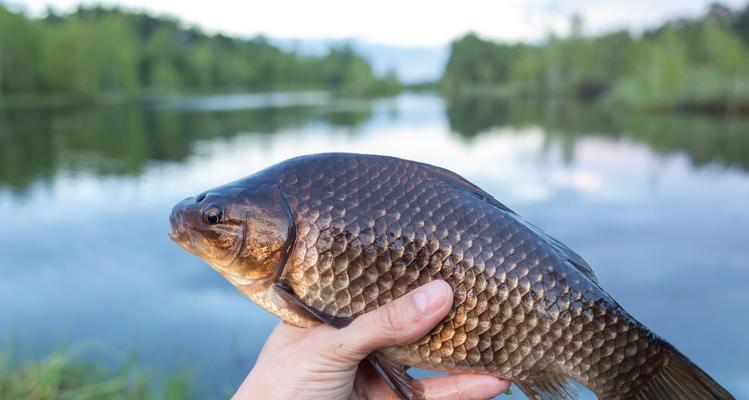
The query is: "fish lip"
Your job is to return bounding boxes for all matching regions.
[168,212,203,258]
[168,226,180,242]
[169,196,200,243]
[168,207,190,244]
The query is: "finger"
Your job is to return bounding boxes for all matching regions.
[326,280,454,362]
[417,374,511,400]
[362,372,511,400]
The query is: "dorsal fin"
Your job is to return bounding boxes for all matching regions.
[422,163,517,214]
[516,374,577,400]
[535,230,599,283]
[421,161,599,283]
[565,258,598,284]
[427,163,599,282]
[513,217,599,284]
[548,235,599,284]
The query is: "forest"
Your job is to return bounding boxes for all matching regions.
[442,3,749,113]
[0,5,399,100]
[3,3,749,112]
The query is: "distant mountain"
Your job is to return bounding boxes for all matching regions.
[273,38,448,84]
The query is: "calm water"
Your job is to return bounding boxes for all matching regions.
[1,93,748,399]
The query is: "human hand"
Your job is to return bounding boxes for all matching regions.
[233,280,511,400]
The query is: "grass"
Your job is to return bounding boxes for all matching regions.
[0,348,193,400]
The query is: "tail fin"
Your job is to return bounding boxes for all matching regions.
[633,342,734,400]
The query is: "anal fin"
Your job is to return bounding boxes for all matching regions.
[516,374,577,400]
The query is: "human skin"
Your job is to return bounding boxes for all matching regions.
[233,280,511,400]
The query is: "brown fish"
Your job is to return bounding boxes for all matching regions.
[169,153,734,400]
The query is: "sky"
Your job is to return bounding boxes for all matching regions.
[7,0,748,47]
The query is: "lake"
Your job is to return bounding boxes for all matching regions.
[1,92,747,399]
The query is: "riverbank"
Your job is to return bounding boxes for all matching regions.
[0,349,193,400]
[441,85,749,117]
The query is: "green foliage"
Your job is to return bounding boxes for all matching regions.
[444,94,749,170]
[315,47,401,96]
[0,6,43,93]
[443,33,527,95]
[736,5,749,43]
[443,3,749,112]
[609,25,689,108]
[0,5,399,100]
[39,15,140,97]
[0,97,374,193]
[0,349,192,400]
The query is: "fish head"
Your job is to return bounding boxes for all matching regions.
[169,180,294,286]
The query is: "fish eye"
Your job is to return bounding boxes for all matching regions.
[203,207,223,225]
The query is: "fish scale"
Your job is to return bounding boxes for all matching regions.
[170,152,734,400]
[274,154,655,397]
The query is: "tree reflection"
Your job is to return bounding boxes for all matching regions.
[2,93,748,196]
[446,94,749,171]
[0,100,372,194]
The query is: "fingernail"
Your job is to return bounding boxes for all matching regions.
[470,376,512,398]
[412,280,451,314]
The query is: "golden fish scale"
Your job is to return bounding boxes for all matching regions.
[277,154,663,398]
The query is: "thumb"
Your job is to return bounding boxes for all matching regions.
[324,280,454,364]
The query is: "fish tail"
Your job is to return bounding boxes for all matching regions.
[629,341,734,400]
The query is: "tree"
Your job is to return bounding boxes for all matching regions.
[0,5,43,94]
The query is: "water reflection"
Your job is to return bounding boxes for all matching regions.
[0,93,747,399]
[0,94,373,194]
[3,93,749,195]
[446,95,749,171]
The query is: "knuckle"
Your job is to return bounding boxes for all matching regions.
[329,340,362,363]
[374,302,405,333]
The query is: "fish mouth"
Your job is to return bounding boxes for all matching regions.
[169,198,254,287]
[168,211,188,244]
[169,209,202,258]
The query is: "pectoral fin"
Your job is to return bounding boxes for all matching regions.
[272,283,353,328]
[368,353,424,400]
[271,283,423,400]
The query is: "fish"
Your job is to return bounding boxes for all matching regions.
[169,152,734,400]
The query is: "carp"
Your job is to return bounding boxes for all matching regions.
[169,153,733,400]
